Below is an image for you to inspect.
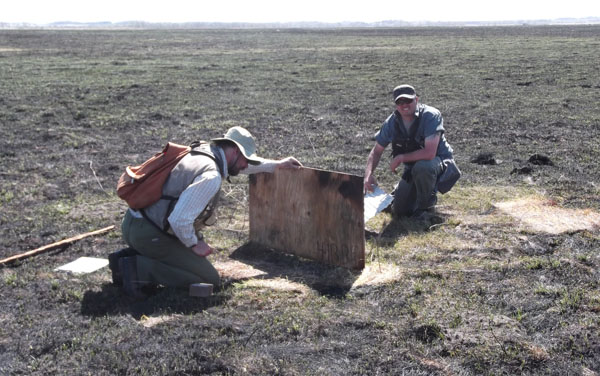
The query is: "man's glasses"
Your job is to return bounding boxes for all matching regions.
[396,98,414,105]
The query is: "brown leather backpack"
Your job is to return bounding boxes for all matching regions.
[116,142,191,209]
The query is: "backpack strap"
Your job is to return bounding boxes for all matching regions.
[139,208,178,239]
[157,141,223,203]
[142,141,225,238]
[189,141,225,176]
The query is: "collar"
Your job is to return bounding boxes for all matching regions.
[413,103,422,118]
[217,146,229,179]
[214,145,229,178]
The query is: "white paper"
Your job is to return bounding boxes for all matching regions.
[55,257,109,274]
[364,186,394,222]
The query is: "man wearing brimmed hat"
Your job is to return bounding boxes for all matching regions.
[364,84,458,221]
[113,126,301,298]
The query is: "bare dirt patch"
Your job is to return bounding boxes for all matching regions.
[495,198,600,234]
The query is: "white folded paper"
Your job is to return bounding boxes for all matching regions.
[55,257,109,274]
[364,186,394,222]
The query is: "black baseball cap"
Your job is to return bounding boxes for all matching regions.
[393,85,417,103]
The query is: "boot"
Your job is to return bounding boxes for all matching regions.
[119,256,148,299]
[108,247,138,285]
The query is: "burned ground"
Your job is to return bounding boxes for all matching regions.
[1,26,599,375]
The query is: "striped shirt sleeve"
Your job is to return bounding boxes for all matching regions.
[167,170,222,248]
[241,158,278,174]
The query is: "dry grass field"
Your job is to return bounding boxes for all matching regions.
[1,26,599,375]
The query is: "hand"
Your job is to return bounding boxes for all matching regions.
[364,174,377,193]
[192,240,213,257]
[390,155,403,174]
[276,156,302,169]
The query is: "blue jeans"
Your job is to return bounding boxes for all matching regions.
[392,157,444,217]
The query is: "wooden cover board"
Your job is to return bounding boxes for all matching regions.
[249,167,365,270]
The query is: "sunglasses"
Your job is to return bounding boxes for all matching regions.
[396,98,414,105]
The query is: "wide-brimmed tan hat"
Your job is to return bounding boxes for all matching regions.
[212,126,261,165]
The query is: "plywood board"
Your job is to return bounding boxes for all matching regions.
[249,167,365,270]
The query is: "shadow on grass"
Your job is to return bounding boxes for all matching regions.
[228,242,360,298]
[80,283,230,320]
[368,212,450,242]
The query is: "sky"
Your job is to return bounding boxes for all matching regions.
[2,0,600,24]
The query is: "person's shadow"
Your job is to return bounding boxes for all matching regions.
[369,211,449,242]
[80,283,228,320]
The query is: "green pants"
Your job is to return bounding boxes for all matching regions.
[393,157,444,216]
[121,210,220,288]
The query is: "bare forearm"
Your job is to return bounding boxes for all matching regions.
[390,133,440,172]
[396,148,436,164]
[364,144,385,192]
[242,156,302,175]
[365,151,380,177]
[365,145,384,176]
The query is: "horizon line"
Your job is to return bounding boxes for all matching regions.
[2,16,600,29]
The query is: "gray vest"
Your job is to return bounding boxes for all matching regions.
[142,144,225,233]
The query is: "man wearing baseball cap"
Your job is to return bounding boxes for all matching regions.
[364,84,458,221]
[113,126,302,298]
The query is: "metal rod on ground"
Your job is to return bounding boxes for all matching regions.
[0,225,115,265]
